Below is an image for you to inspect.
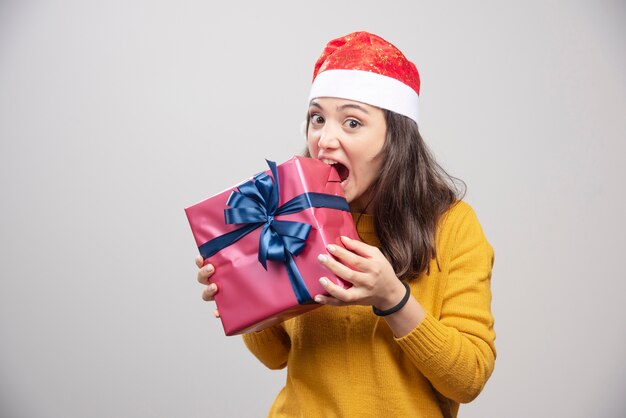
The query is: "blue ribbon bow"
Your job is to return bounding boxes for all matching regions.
[198,160,350,304]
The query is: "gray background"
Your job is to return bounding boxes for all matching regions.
[1,0,625,417]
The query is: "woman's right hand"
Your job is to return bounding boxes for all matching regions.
[196,255,220,318]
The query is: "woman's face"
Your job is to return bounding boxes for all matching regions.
[307,97,386,213]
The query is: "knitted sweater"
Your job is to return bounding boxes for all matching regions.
[242,201,496,417]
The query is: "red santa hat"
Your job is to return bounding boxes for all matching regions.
[308,31,421,124]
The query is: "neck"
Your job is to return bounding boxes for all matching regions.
[348,188,374,215]
[349,203,373,214]
[349,193,375,214]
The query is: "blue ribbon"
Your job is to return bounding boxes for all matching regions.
[198,160,350,304]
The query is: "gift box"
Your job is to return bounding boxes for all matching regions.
[185,156,359,335]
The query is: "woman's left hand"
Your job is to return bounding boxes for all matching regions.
[315,235,407,311]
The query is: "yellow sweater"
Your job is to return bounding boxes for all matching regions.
[243,201,496,418]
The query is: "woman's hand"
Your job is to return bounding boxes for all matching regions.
[316,235,426,337]
[195,255,220,318]
[314,235,407,311]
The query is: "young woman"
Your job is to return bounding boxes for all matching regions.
[196,31,495,417]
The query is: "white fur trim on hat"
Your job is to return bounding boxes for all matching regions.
[308,69,419,124]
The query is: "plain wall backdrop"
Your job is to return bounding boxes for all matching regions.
[1,1,625,417]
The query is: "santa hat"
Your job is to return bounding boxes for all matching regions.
[308,31,420,124]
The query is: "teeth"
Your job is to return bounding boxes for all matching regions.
[321,159,337,165]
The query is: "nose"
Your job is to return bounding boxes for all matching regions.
[317,123,340,150]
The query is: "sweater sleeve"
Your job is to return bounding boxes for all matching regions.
[241,323,291,370]
[395,204,496,403]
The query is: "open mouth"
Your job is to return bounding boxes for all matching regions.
[321,159,349,183]
[333,163,349,182]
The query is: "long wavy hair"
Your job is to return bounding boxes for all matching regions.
[305,110,465,280]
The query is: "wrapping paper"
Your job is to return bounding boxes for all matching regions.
[185,156,359,335]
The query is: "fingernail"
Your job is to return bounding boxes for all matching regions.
[341,235,351,242]
[314,296,323,303]
[318,254,328,263]
[319,277,328,286]
[205,264,214,273]
[326,244,336,252]
[208,283,216,292]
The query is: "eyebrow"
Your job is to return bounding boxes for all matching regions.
[308,101,370,114]
[309,101,323,110]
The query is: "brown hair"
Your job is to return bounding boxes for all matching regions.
[305,110,464,280]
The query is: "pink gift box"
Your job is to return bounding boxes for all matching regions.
[185,156,359,335]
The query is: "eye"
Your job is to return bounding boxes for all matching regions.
[309,113,325,126]
[345,118,362,129]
